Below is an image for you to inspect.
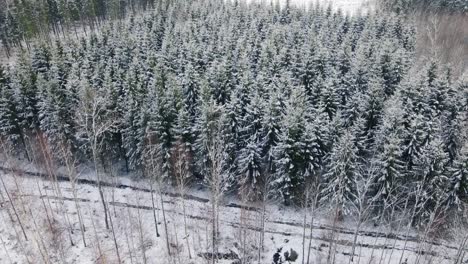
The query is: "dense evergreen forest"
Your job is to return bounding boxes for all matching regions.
[0,0,467,226]
[0,0,155,55]
[380,0,467,12]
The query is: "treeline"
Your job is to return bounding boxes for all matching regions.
[380,0,468,13]
[0,0,156,56]
[0,0,467,224]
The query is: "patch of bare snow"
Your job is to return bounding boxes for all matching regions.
[236,0,376,15]
[0,169,465,264]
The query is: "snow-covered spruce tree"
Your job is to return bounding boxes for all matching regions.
[321,129,360,264]
[273,86,315,204]
[221,89,246,185]
[260,87,283,174]
[194,79,227,182]
[13,57,41,133]
[144,63,178,180]
[31,45,52,75]
[377,40,412,97]
[320,68,341,121]
[322,129,360,215]
[438,71,465,162]
[411,133,450,223]
[0,66,26,151]
[172,102,195,177]
[401,112,430,171]
[120,59,147,170]
[360,78,385,138]
[237,91,264,197]
[371,130,406,213]
[238,136,263,199]
[207,52,238,105]
[179,60,200,122]
[37,59,77,151]
[121,89,146,171]
[424,61,450,118]
[370,96,407,214]
[99,64,129,170]
[447,144,468,207]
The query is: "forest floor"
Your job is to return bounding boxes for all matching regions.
[0,163,466,264]
[240,0,376,14]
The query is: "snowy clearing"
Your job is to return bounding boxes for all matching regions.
[0,167,465,264]
[236,0,376,14]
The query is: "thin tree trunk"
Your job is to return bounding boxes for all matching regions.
[415,204,443,264]
[240,202,247,264]
[125,204,136,264]
[108,209,122,263]
[455,235,468,264]
[192,223,198,253]
[173,221,182,264]
[374,204,395,264]
[89,206,103,262]
[29,208,51,264]
[159,183,171,258]
[35,178,53,231]
[398,188,423,264]
[357,242,364,264]
[327,200,341,264]
[61,143,87,247]
[0,175,28,241]
[258,180,268,264]
[110,168,117,218]
[18,130,30,162]
[150,182,160,238]
[39,137,75,246]
[386,197,410,264]
[182,198,192,259]
[71,178,87,247]
[0,198,32,264]
[349,216,363,263]
[306,200,317,264]
[124,218,135,264]
[136,193,147,264]
[27,138,56,226]
[459,239,468,264]
[302,196,309,264]
[211,190,217,264]
[94,155,109,230]
[11,171,28,216]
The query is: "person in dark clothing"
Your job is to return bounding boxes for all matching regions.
[273,248,283,264]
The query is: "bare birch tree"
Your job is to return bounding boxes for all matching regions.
[206,127,228,264]
[0,141,28,241]
[257,170,273,264]
[172,139,192,259]
[58,141,87,247]
[36,133,75,247]
[304,178,321,264]
[76,83,117,230]
[144,129,172,260]
[348,166,375,264]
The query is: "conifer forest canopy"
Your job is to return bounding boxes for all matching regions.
[0,0,467,225]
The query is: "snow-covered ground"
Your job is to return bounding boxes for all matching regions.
[0,165,466,264]
[237,0,376,14]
